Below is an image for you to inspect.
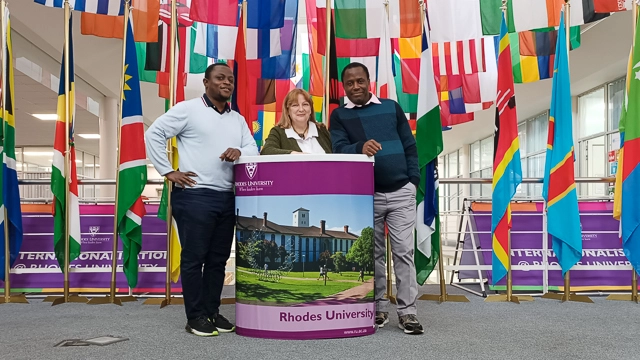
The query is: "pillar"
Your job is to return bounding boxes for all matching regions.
[99,97,118,199]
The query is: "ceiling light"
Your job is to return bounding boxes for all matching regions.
[75,159,82,164]
[31,113,58,121]
[24,151,54,156]
[78,134,100,139]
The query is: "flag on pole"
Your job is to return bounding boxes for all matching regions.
[117,17,148,289]
[376,6,396,101]
[613,47,631,224]
[621,13,640,273]
[542,11,582,276]
[35,0,124,15]
[189,0,239,26]
[51,14,81,270]
[80,0,160,42]
[0,8,23,282]
[415,24,443,286]
[157,102,181,284]
[491,14,522,285]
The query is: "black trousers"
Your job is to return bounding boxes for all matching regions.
[171,187,235,320]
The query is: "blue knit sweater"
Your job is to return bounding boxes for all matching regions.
[330,99,420,193]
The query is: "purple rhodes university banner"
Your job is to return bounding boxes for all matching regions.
[459,202,632,291]
[234,155,376,340]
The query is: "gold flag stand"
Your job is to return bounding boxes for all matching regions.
[540,0,592,304]
[143,0,183,307]
[47,0,87,306]
[0,0,26,305]
[384,235,396,304]
[323,0,331,126]
[606,0,639,305]
[485,232,534,303]
[87,0,135,306]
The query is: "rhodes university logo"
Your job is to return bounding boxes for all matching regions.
[245,163,257,180]
[89,226,100,237]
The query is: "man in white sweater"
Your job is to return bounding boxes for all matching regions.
[145,63,258,337]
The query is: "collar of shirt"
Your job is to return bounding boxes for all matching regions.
[201,93,231,114]
[285,121,319,140]
[344,93,382,109]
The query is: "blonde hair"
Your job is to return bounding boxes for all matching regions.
[276,89,317,129]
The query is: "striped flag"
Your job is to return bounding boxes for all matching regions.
[433,39,485,76]
[35,0,124,15]
[389,0,422,38]
[51,14,81,270]
[415,24,443,285]
[377,5,396,101]
[542,11,582,276]
[491,14,522,285]
[194,23,239,60]
[620,14,640,273]
[334,0,383,39]
[117,18,147,289]
[0,8,23,282]
[80,0,160,42]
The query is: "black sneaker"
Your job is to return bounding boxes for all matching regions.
[398,314,424,335]
[211,313,235,333]
[186,316,219,337]
[375,312,389,328]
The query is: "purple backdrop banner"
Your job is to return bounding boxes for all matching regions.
[2,204,180,293]
[459,202,631,290]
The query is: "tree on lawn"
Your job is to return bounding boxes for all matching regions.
[331,251,346,275]
[319,250,331,266]
[346,227,374,274]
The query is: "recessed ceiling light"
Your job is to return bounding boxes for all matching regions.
[78,134,100,139]
[31,113,58,121]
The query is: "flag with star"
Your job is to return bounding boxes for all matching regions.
[117,17,147,288]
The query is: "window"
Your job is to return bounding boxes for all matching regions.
[608,78,625,131]
[440,150,462,212]
[469,137,493,198]
[519,112,549,198]
[579,87,606,138]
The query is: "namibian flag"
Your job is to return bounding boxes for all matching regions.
[621,14,640,274]
[542,11,582,276]
[491,13,522,285]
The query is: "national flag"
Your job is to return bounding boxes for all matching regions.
[247,28,282,59]
[231,12,255,131]
[327,12,341,121]
[117,18,148,289]
[433,39,486,76]
[389,0,422,39]
[135,42,157,83]
[189,0,238,26]
[157,133,181,283]
[429,0,627,42]
[491,14,522,285]
[614,47,632,222]
[80,0,159,42]
[395,36,421,95]
[334,0,383,39]
[377,7,396,101]
[621,13,640,273]
[260,0,298,79]
[194,23,238,60]
[35,0,124,15]
[51,14,81,270]
[246,0,286,29]
[542,11,582,276]
[415,24,443,285]
[315,2,379,58]
[0,8,23,282]
[392,52,418,113]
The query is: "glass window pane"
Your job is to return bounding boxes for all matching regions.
[527,154,545,198]
[481,168,492,197]
[578,88,606,138]
[518,122,527,157]
[578,136,606,197]
[471,142,480,172]
[608,78,625,131]
[480,137,493,170]
[448,152,458,177]
[526,113,548,154]
[470,171,481,198]
[22,146,54,173]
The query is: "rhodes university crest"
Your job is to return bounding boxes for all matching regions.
[245,163,257,180]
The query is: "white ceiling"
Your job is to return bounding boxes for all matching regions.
[4,1,633,158]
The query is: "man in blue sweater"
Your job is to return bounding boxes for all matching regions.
[146,63,258,337]
[330,63,423,335]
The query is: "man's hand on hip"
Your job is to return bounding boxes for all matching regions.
[220,148,241,162]
[362,140,382,157]
[166,171,197,188]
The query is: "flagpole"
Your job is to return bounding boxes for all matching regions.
[0,0,23,306]
[482,0,533,305]
[607,0,639,303]
[87,0,135,306]
[323,0,331,126]
[541,0,592,304]
[417,0,468,304]
[143,0,182,307]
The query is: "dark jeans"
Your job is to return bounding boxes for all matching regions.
[171,187,235,320]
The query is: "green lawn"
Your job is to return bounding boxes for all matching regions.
[284,270,373,282]
[236,271,357,304]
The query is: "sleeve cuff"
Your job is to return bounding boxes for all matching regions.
[355,141,365,155]
[409,176,420,187]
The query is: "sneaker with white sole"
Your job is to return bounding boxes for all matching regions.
[375,312,389,328]
[211,312,235,333]
[398,314,424,335]
[186,316,219,337]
